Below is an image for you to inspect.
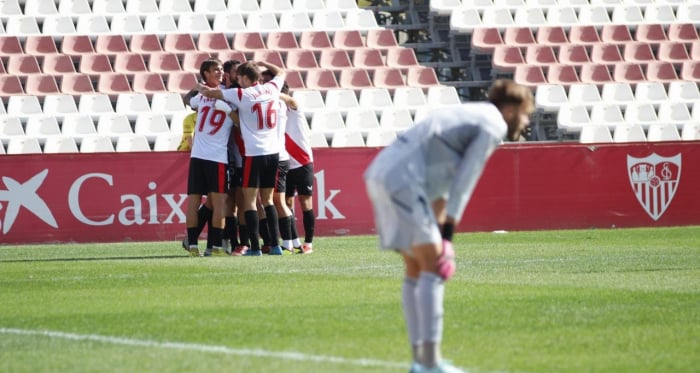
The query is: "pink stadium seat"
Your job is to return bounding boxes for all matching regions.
[406,66,440,88]
[97,72,133,96]
[492,46,525,73]
[253,50,286,68]
[613,63,646,85]
[61,35,96,57]
[372,67,406,90]
[536,26,569,47]
[568,25,601,46]
[645,61,679,83]
[623,42,656,63]
[333,30,365,51]
[547,64,580,86]
[61,73,96,97]
[366,29,399,50]
[163,33,198,55]
[113,53,149,75]
[95,35,129,55]
[132,72,168,95]
[167,71,198,94]
[197,32,231,53]
[0,75,25,97]
[130,34,164,55]
[667,23,699,43]
[266,31,300,52]
[513,65,546,88]
[471,27,503,54]
[298,30,333,52]
[79,54,114,77]
[7,55,42,76]
[24,35,58,55]
[558,45,591,67]
[284,70,306,90]
[690,40,700,61]
[305,68,340,91]
[600,24,634,44]
[339,68,373,91]
[579,64,614,85]
[386,47,419,70]
[503,27,536,48]
[148,52,183,74]
[217,50,247,63]
[43,54,77,76]
[657,41,690,64]
[525,45,558,67]
[25,74,61,96]
[680,61,700,82]
[286,49,320,70]
[232,32,267,55]
[182,51,214,73]
[0,36,23,57]
[635,24,668,44]
[352,48,385,69]
[590,44,624,65]
[318,49,353,71]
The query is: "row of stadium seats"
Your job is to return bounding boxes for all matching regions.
[557,101,700,132]
[448,3,700,32]
[0,9,379,37]
[579,122,699,143]
[0,0,361,17]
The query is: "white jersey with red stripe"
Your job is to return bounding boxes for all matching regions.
[222,75,284,157]
[285,105,313,169]
[189,94,235,164]
[276,99,290,162]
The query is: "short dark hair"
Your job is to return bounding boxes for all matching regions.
[237,61,260,83]
[199,58,223,81]
[487,79,535,113]
[223,59,242,74]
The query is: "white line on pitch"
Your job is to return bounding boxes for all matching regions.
[0,327,406,369]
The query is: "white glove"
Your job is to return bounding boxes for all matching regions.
[214,99,232,114]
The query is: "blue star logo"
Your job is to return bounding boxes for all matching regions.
[0,169,58,234]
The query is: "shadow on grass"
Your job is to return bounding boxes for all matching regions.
[0,255,187,263]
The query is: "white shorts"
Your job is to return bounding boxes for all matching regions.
[365,180,442,252]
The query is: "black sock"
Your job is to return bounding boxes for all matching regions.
[187,227,199,247]
[278,216,292,241]
[196,204,212,236]
[303,209,315,243]
[224,216,239,245]
[244,210,260,251]
[207,227,223,249]
[264,205,280,246]
[239,224,250,247]
[259,218,271,246]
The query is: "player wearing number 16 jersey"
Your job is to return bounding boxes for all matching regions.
[184,58,236,257]
[199,61,286,256]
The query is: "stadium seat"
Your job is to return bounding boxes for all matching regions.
[0,36,23,57]
[42,15,78,36]
[546,6,579,28]
[676,3,700,24]
[115,92,152,120]
[245,11,280,33]
[6,16,42,37]
[668,81,700,104]
[43,54,77,76]
[43,94,79,117]
[345,108,380,133]
[624,102,659,128]
[536,26,569,47]
[372,67,406,90]
[24,35,59,56]
[318,49,353,71]
[293,0,325,12]
[513,65,547,88]
[601,82,635,106]
[217,50,247,64]
[366,29,399,50]
[110,14,145,34]
[525,45,558,67]
[613,123,647,143]
[558,44,590,67]
[148,52,183,75]
[232,32,267,55]
[278,11,313,34]
[97,73,133,97]
[658,102,693,126]
[167,72,199,94]
[339,68,374,91]
[113,53,149,75]
[379,107,414,131]
[330,129,365,147]
[151,92,187,115]
[680,61,700,82]
[92,0,126,14]
[0,117,25,140]
[634,81,668,108]
[61,35,95,58]
[502,27,536,48]
[79,54,114,77]
[681,122,700,141]
[344,9,380,31]
[310,110,345,136]
[97,113,134,143]
[613,63,646,85]
[333,30,365,51]
[635,23,668,44]
[7,137,43,154]
[298,31,333,52]
[567,83,602,108]
[365,128,397,147]
[144,14,179,34]
[548,64,580,86]
[7,55,42,77]
[125,0,159,13]
[406,67,441,88]
[535,84,568,112]
[611,4,645,25]
[260,0,293,14]
[25,75,61,96]
[292,90,326,117]
[645,61,679,84]
[130,34,164,55]
[283,70,306,90]
[492,46,525,73]
[286,49,319,70]
[80,135,115,153]
[426,86,461,106]
[386,47,419,70]
[667,23,699,44]
[568,25,601,46]
[557,104,591,133]
[0,0,23,16]
[212,13,247,36]
[358,88,394,114]
[153,133,183,151]
[308,131,329,148]
[253,50,286,68]
[590,44,624,65]
[266,31,300,53]
[324,88,360,114]
[75,15,111,37]
[623,42,656,63]
[644,4,676,24]
[647,123,681,142]
[591,104,625,129]
[577,5,612,27]
[163,33,197,55]
[78,93,115,118]
[115,134,152,152]
[657,41,690,64]
[61,114,98,141]
[25,116,62,145]
[197,32,231,53]
[579,125,613,144]
[471,27,504,55]
[7,95,42,119]
[312,10,346,32]
[514,7,547,28]
[177,13,212,33]
[393,87,427,113]
[43,136,79,153]
[182,51,215,73]
[481,7,515,30]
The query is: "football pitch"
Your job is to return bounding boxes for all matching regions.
[1,226,698,373]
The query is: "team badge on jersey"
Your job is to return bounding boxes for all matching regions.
[627,153,681,221]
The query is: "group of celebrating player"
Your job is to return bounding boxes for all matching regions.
[182,58,315,257]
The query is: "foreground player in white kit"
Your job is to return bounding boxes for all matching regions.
[364,80,534,373]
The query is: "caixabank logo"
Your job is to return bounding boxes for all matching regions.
[0,169,58,234]
[627,153,681,221]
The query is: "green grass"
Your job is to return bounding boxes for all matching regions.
[0,227,698,373]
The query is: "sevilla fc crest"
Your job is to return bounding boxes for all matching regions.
[627,153,681,221]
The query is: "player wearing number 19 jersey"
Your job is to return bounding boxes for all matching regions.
[202,61,287,256]
[184,59,236,257]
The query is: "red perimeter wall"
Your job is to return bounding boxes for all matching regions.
[1,142,698,244]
